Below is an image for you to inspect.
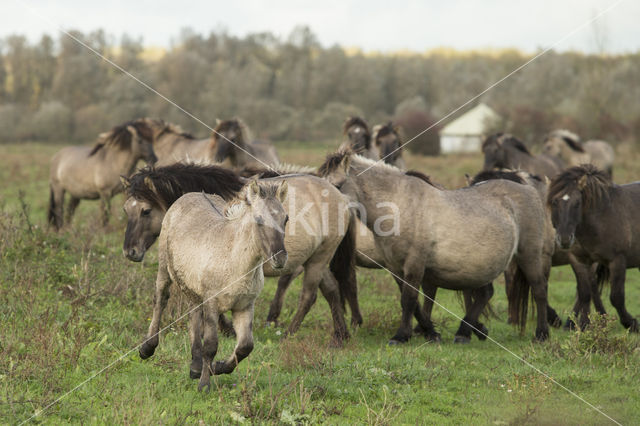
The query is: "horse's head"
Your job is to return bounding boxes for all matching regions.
[543,129,583,157]
[343,117,371,154]
[130,120,158,165]
[481,133,506,170]
[245,180,289,269]
[374,122,401,161]
[213,118,243,163]
[548,165,610,249]
[120,175,164,262]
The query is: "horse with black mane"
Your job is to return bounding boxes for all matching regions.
[48,119,157,230]
[372,122,405,169]
[340,116,379,160]
[482,133,561,179]
[548,164,640,332]
[212,118,279,168]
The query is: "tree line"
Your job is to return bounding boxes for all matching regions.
[0,26,638,154]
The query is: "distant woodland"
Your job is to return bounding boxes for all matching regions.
[1,26,638,154]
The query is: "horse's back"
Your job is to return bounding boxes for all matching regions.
[250,140,279,166]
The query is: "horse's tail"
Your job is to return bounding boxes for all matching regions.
[507,265,530,333]
[330,209,358,316]
[48,185,58,229]
[596,263,610,294]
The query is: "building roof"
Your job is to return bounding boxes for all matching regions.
[439,103,500,136]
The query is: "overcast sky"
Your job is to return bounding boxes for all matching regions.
[2,0,638,53]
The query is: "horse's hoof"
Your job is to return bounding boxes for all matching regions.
[534,329,549,342]
[139,343,156,360]
[454,335,471,344]
[413,325,426,336]
[388,339,404,346]
[628,319,639,333]
[472,324,488,341]
[198,381,210,392]
[213,360,232,375]
[549,316,562,328]
[425,332,441,343]
[189,369,200,380]
[563,318,577,331]
[351,317,363,328]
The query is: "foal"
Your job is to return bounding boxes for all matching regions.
[139,181,288,391]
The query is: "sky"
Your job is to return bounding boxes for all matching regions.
[1,0,639,54]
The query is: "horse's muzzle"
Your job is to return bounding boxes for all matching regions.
[271,251,288,270]
[556,233,575,250]
[124,247,145,262]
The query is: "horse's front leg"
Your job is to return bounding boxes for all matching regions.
[418,281,440,342]
[319,269,349,345]
[140,264,171,359]
[213,305,254,375]
[266,271,297,325]
[198,300,219,391]
[608,257,637,331]
[99,194,111,226]
[389,258,425,345]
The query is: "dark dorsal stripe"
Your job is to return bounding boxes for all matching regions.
[469,170,526,186]
[405,170,443,189]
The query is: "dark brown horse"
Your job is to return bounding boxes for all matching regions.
[548,165,640,331]
[212,118,279,168]
[339,117,379,160]
[482,133,561,179]
[372,122,405,169]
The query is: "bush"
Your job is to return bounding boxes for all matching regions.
[0,104,23,142]
[311,102,365,142]
[394,97,440,156]
[31,101,73,142]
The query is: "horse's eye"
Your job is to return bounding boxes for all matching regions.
[142,209,152,217]
[256,216,265,226]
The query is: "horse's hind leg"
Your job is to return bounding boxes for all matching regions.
[214,305,253,375]
[266,266,303,325]
[48,185,65,230]
[454,284,493,344]
[417,282,440,342]
[100,194,111,226]
[140,263,171,359]
[608,257,637,331]
[519,261,550,341]
[389,257,425,345]
[319,269,350,344]
[565,259,594,330]
[199,300,219,391]
[65,197,80,225]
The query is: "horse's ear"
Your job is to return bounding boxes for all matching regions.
[544,176,551,185]
[215,118,221,125]
[578,174,588,189]
[127,125,139,140]
[120,175,131,189]
[342,154,352,175]
[144,176,157,193]
[276,181,288,202]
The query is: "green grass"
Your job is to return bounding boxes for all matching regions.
[1,142,640,424]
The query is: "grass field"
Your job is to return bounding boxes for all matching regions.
[1,141,640,424]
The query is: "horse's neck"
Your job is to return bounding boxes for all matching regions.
[505,147,530,168]
[229,212,263,263]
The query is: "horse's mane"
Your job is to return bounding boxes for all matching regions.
[126,163,244,210]
[237,163,316,179]
[547,164,611,209]
[469,169,527,186]
[549,129,584,153]
[502,135,531,155]
[89,120,154,156]
[317,150,352,177]
[405,170,444,190]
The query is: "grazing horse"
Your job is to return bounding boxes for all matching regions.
[542,129,615,177]
[482,133,561,179]
[318,150,551,344]
[141,118,212,166]
[212,118,279,168]
[121,164,354,355]
[469,169,606,330]
[372,122,406,169]
[139,181,289,391]
[548,165,640,332]
[48,119,157,230]
[339,116,379,160]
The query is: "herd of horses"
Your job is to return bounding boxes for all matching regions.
[47,115,638,391]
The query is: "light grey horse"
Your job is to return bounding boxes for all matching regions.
[139,181,289,391]
[542,129,615,177]
[48,119,157,230]
[141,118,212,166]
[319,150,551,344]
[482,133,561,179]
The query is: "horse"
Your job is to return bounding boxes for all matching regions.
[121,164,354,355]
[372,122,406,169]
[469,169,607,330]
[141,118,212,166]
[482,133,561,179]
[339,116,379,160]
[542,129,615,177]
[139,181,289,391]
[318,150,551,344]
[212,118,279,168]
[48,119,157,230]
[548,164,640,332]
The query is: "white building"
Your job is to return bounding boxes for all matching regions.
[439,103,501,154]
